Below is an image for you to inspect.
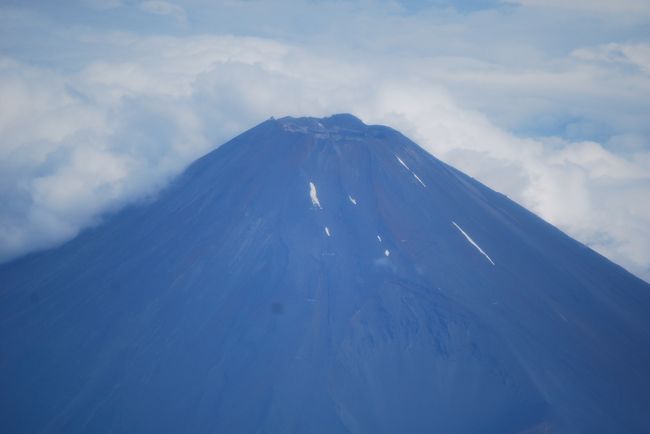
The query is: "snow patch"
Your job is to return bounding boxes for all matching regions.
[325,226,331,237]
[396,155,411,171]
[309,182,322,209]
[377,235,382,242]
[348,195,357,205]
[384,249,390,257]
[412,173,426,187]
[452,221,495,266]
[396,155,426,188]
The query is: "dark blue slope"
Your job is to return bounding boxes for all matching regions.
[1,114,650,434]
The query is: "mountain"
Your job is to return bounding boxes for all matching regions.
[1,114,650,434]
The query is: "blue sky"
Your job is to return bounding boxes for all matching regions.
[1,0,650,280]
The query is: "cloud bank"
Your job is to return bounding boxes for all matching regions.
[1,1,649,281]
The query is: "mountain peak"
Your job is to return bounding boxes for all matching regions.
[273,113,369,134]
[2,115,650,434]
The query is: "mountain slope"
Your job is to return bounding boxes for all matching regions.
[1,114,650,434]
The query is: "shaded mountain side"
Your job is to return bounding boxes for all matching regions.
[1,114,649,434]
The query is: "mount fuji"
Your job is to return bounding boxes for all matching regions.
[1,114,650,433]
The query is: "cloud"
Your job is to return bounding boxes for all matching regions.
[0,2,649,281]
[139,1,186,22]
[81,0,123,10]
[573,43,650,74]
[504,0,650,15]
[0,52,209,260]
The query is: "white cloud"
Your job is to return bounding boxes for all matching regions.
[573,43,650,74]
[504,0,650,14]
[139,1,186,22]
[82,0,123,10]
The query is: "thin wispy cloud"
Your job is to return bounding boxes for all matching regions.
[0,0,649,280]
[139,1,187,23]
[505,0,650,14]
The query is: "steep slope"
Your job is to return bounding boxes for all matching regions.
[1,114,650,434]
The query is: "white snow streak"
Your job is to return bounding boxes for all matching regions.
[412,173,426,187]
[396,155,410,171]
[395,154,426,188]
[384,249,390,257]
[325,226,331,237]
[348,195,357,205]
[452,221,495,266]
[309,181,322,209]
[377,235,382,242]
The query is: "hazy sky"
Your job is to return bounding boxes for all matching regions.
[1,0,649,280]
